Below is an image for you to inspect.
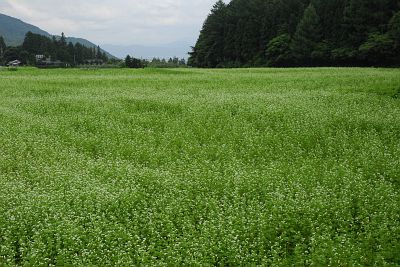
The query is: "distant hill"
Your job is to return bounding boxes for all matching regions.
[0,13,116,59]
[0,13,50,46]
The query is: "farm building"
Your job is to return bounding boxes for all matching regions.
[84,59,104,65]
[7,60,21,67]
[35,55,45,61]
[36,58,69,68]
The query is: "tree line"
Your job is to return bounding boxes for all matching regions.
[124,55,187,68]
[188,0,400,67]
[0,31,187,68]
[0,32,108,66]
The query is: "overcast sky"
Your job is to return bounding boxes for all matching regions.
[0,0,227,46]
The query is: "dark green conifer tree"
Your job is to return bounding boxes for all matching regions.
[388,11,400,64]
[291,4,322,65]
[125,55,132,67]
[0,36,6,62]
[188,0,227,67]
[60,32,67,46]
[389,11,400,44]
[3,47,20,62]
[96,45,102,59]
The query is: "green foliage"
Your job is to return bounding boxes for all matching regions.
[311,41,332,64]
[388,11,400,63]
[0,68,399,265]
[266,34,293,67]
[292,4,322,65]
[124,55,145,68]
[389,11,400,43]
[3,46,19,62]
[189,0,399,67]
[359,33,395,66]
[18,50,30,65]
[330,47,357,65]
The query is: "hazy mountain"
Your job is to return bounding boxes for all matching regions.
[0,13,51,46]
[0,13,116,58]
[0,12,191,60]
[102,41,193,60]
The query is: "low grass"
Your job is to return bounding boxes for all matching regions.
[0,67,399,266]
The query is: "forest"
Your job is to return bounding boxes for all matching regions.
[188,0,400,67]
[0,32,108,66]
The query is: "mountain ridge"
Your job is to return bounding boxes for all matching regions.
[0,13,116,59]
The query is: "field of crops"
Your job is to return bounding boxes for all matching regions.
[0,67,399,266]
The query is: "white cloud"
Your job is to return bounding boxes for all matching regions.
[0,0,225,45]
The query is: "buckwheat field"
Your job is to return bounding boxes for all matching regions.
[0,67,399,266]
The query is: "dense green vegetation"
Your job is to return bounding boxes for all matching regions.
[124,56,187,68]
[189,0,400,67]
[0,68,399,265]
[0,32,108,66]
[147,57,187,68]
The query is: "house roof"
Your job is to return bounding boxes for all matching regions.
[8,60,21,64]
